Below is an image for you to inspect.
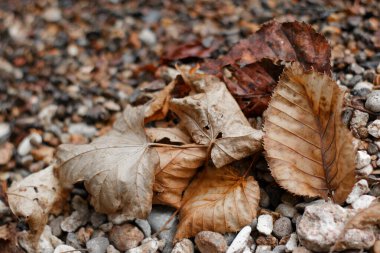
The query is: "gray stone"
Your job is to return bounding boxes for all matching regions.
[0,123,10,143]
[226,226,251,253]
[350,110,369,130]
[61,211,88,232]
[50,216,64,237]
[195,231,228,253]
[224,232,237,246]
[349,63,365,74]
[368,120,380,138]
[66,232,82,249]
[285,233,298,251]
[68,123,97,138]
[275,204,297,218]
[90,212,107,228]
[255,245,271,253]
[135,219,151,238]
[86,237,110,253]
[273,217,292,238]
[106,245,120,253]
[17,133,42,156]
[260,188,270,208]
[126,238,164,253]
[109,223,144,251]
[43,7,62,22]
[272,245,286,253]
[366,91,380,113]
[171,239,194,253]
[54,245,80,253]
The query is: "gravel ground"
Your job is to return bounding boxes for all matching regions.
[0,0,379,253]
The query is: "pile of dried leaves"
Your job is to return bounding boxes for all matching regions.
[6,20,379,252]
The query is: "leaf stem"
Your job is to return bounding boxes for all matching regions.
[148,143,207,149]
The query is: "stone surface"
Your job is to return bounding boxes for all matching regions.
[135,219,151,238]
[90,212,107,228]
[355,150,371,169]
[275,204,297,218]
[350,110,369,129]
[285,233,298,252]
[195,231,228,253]
[0,123,10,143]
[255,245,271,253]
[226,226,251,253]
[356,164,373,176]
[351,194,376,210]
[106,245,120,253]
[257,215,273,236]
[346,179,370,204]
[365,91,380,112]
[86,237,109,253]
[272,245,286,253]
[68,123,97,138]
[43,7,62,22]
[54,245,81,253]
[126,238,163,253]
[292,246,311,253]
[368,120,380,138]
[171,238,194,253]
[0,142,13,165]
[109,223,144,251]
[61,210,89,232]
[139,29,157,45]
[297,203,375,251]
[17,133,42,156]
[273,217,292,238]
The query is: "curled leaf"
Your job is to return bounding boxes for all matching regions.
[175,166,260,240]
[170,71,263,168]
[7,166,63,249]
[264,64,355,203]
[345,200,380,230]
[56,106,159,218]
[202,21,331,116]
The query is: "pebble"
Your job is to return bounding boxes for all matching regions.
[257,215,273,236]
[139,29,157,46]
[297,203,375,251]
[367,142,378,154]
[356,164,373,176]
[106,245,120,253]
[368,120,380,138]
[171,239,194,253]
[346,179,370,204]
[0,123,11,143]
[285,233,298,252]
[351,195,376,210]
[0,142,13,165]
[349,63,365,74]
[275,204,297,218]
[273,217,292,238]
[68,123,97,138]
[224,232,238,246]
[292,246,311,253]
[355,150,371,169]
[61,211,89,232]
[66,232,82,249]
[90,212,107,228]
[134,219,151,238]
[54,245,81,253]
[43,7,62,22]
[50,216,64,237]
[148,205,178,252]
[195,231,228,253]
[109,223,144,251]
[38,104,58,126]
[0,200,9,217]
[272,245,286,253]
[126,238,164,253]
[226,226,251,253]
[86,237,110,253]
[365,91,380,112]
[352,81,373,95]
[350,110,369,129]
[17,133,42,156]
[260,188,271,208]
[255,245,271,253]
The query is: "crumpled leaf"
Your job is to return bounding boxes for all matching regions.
[345,200,380,230]
[56,106,159,218]
[147,127,206,208]
[264,64,355,203]
[7,165,63,249]
[170,71,263,168]
[202,21,331,116]
[175,165,260,240]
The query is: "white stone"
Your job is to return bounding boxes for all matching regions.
[285,233,298,251]
[352,195,376,210]
[0,123,10,143]
[38,105,58,126]
[126,238,162,253]
[139,29,156,46]
[17,133,42,156]
[346,179,370,204]
[353,81,373,92]
[171,239,194,253]
[255,245,271,253]
[68,123,97,138]
[43,7,62,22]
[54,245,81,253]
[350,110,369,129]
[257,214,273,236]
[355,150,371,169]
[357,164,373,176]
[227,226,252,253]
[368,120,380,138]
[365,91,380,113]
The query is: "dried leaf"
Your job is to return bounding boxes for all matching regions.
[7,166,63,248]
[149,128,206,208]
[146,127,192,144]
[170,71,263,168]
[56,106,159,217]
[345,200,380,230]
[175,165,260,240]
[202,21,331,116]
[264,64,356,203]
[0,224,24,253]
[145,81,175,123]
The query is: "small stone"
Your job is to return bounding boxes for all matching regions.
[66,232,82,249]
[346,179,370,204]
[90,213,107,228]
[275,204,297,218]
[68,124,97,138]
[195,231,228,253]
[349,63,365,74]
[99,222,113,232]
[104,101,121,112]
[139,29,156,46]
[255,235,277,247]
[356,164,373,176]
[61,211,89,232]
[272,245,286,253]
[350,110,369,129]
[171,239,194,253]
[368,120,380,138]
[126,238,163,253]
[257,215,273,236]
[367,142,378,155]
[43,7,62,22]
[260,188,270,208]
[134,219,151,237]
[273,217,292,238]
[366,91,380,113]
[355,150,371,169]
[250,218,258,231]
[38,104,58,126]
[106,245,120,253]
[0,142,13,165]
[86,237,109,253]
[255,245,271,253]
[292,246,311,253]
[0,123,11,143]
[226,226,251,253]
[109,223,144,251]
[224,233,237,246]
[54,245,81,253]
[50,216,64,237]
[351,195,376,210]
[353,81,373,94]
[17,133,42,156]
[285,233,297,252]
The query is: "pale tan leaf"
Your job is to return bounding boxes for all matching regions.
[144,80,175,123]
[345,200,380,230]
[264,64,356,203]
[170,71,263,168]
[146,127,192,144]
[7,166,63,248]
[175,166,260,240]
[56,106,159,218]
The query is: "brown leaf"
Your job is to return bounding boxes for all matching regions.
[0,224,24,253]
[202,21,331,116]
[345,200,380,230]
[170,70,263,168]
[56,106,159,217]
[264,64,355,203]
[7,166,63,248]
[175,165,260,240]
